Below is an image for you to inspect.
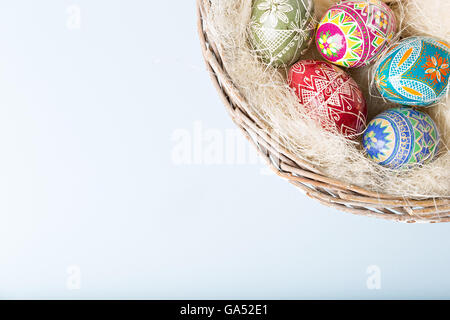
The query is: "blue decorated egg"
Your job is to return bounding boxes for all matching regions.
[374,36,450,107]
[363,107,440,169]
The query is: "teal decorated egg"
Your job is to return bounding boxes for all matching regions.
[375,37,450,106]
[250,0,315,67]
[363,107,440,169]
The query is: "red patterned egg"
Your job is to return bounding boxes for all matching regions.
[288,60,368,138]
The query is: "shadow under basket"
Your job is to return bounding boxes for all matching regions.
[196,0,450,223]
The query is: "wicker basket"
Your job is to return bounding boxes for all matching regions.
[196,0,450,223]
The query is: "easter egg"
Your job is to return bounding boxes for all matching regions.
[250,0,316,67]
[316,0,396,68]
[363,107,440,169]
[288,60,367,138]
[375,36,450,107]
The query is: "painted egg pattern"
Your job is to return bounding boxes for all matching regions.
[363,107,440,169]
[288,60,367,138]
[250,0,316,67]
[375,36,450,107]
[315,0,396,68]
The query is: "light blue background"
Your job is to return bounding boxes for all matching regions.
[0,0,449,299]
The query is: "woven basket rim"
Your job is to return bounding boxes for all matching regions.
[196,0,450,223]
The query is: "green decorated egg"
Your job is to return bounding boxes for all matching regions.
[250,0,316,67]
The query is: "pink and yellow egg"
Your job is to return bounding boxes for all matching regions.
[315,0,397,68]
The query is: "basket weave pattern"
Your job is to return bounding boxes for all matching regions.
[196,0,450,223]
